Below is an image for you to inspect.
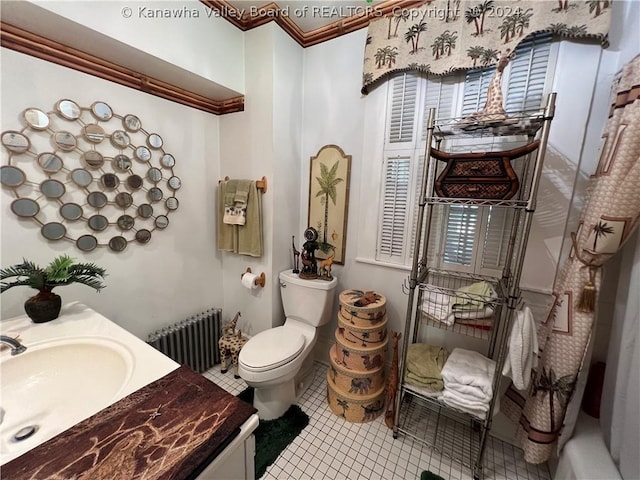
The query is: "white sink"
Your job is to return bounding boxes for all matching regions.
[0,336,134,463]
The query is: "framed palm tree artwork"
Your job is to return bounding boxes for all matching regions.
[308,145,351,265]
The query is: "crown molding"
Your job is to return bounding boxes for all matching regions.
[201,0,427,47]
[0,22,244,116]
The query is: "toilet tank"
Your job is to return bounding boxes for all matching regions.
[279,269,337,327]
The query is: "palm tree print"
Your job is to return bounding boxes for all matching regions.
[480,48,499,66]
[465,7,481,36]
[587,0,610,17]
[591,221,615,252]
[315,161,344,247]
[388,9,410,39]
[431,30,458,59]
[477,0,495,35]
[553,0,570,12]
[337,398,349,417]
[547,23,570,35]
[513,9,533,37]
[467,45,485,67]
[532,367,575,433]
[405,20,428,54]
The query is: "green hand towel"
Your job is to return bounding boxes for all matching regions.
[234,180,252,207]
[451,281,495,310]
[404,343,448,391]
[224,180,238,207]
[217,180,263,257]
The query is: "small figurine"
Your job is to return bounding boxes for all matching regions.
[223,311,241,337]
[292,235,300,274]
[318,248,335,281]
[299,227,319,279]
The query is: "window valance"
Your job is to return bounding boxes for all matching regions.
[362,0,611,94]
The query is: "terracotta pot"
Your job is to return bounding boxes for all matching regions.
[24,292,62,323]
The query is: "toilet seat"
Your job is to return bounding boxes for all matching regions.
[239,326,305,372]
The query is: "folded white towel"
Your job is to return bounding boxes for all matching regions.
[441,389,490,411]
[502,306,538,390]
[441,389,500,420]
[441,348,496,399]
[427,292,452,306]
[420,299,452,323]
[443,381,492,403]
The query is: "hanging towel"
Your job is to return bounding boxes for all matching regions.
[404,343,449,391]
[217,180,263,257]
[223,179,253,225]
[502,306,538,390]
[441,348,496,400]
[451,281,496,312]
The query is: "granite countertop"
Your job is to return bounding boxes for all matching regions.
[3,366,257,480]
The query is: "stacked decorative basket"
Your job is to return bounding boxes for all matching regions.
[327,289,388,422]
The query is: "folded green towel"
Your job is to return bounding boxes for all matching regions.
[404,343,448,391]
[405,371,444,391]
[451,281,495,311]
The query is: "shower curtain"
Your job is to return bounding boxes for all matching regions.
[502,54,640,464]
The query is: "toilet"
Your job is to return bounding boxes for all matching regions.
[238,269,337,420]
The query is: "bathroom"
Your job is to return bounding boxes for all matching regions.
[0,1,638,479]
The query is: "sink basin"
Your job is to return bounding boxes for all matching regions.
[0,336,134,463]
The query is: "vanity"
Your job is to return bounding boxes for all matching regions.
[0,302,259,479]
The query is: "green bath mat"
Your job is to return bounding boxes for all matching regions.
[253,404,309,479]
[236,388,309,479]
[420,471,446,480]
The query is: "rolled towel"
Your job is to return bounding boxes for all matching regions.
[441,348,496,399]
[502,306,538,390]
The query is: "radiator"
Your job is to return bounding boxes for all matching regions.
[146,309,222,373]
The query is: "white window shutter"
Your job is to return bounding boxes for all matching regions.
[377,154,412,260]
[388,74,419,144]
[422,75,459,138]
[481,207,514,270]
[462,68,494,115]
[506,33,553,112]
[442,205,480,267]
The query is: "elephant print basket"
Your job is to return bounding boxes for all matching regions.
[326,370,385,423]
[328,344,385,395]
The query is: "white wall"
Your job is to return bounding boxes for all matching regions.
[0,48,223,339]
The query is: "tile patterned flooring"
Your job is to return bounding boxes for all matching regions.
[203,362,552,480]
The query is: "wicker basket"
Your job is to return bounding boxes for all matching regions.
[328,344,385,395]
[326,370,385,423]
[336,314,388,348]
[334,334,388,372]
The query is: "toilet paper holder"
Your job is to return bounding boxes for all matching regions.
[241,268,266,288]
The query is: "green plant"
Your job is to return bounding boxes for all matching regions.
[0,255,107,294]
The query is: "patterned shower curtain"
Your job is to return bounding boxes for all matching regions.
[502,54,640,463]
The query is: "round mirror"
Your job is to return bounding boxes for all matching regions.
[87,191,108,209]
[60,203,83,221]
[56,99,81,120]
[88,214,109,231]
[1,165,26,187]
[166,197,179,210]
[40,179,66,199]
[138,203,153,218]
[147,167,162,182]
[148,187,163,202]
[83,150,104,169]
[77,234,98,252]
[91,101,113,121]
[147,133,163,149]
[53,131,77,151]
[114,154,132,172]
[83,124,105,143]
[115,192,133,208]
[1,131,30,153]
[24,108,50,130]
[123,114,141,132]
[101,173,120,189]
[111,130,130,149]
[41,222,66,241]
[108,236,127,252]
[71,168,93,187]
[135,146,151,162]
[10,198,39,217]
[127,174,143,189]
[160,153,175,168]
[155,215,169,229]
[136,229,152,243]
[37,153,64,173]
[117,214,135,230]
[168,176,182,190]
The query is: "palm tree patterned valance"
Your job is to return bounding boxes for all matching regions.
[362,0,611,94]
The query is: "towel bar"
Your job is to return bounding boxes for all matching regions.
[219,176,267,194]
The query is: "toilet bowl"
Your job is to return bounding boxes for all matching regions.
[238,270,337,420]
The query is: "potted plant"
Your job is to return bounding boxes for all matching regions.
[0,255,107,323]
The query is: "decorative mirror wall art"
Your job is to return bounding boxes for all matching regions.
[1,99,181,252]
[308,144,351,265]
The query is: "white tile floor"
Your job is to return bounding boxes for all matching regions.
[203,362,551,480]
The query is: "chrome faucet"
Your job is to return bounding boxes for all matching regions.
[0,335,27,355]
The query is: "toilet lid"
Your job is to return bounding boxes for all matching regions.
[240,326,305,372]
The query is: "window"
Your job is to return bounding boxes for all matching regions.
[376,33,554,273]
